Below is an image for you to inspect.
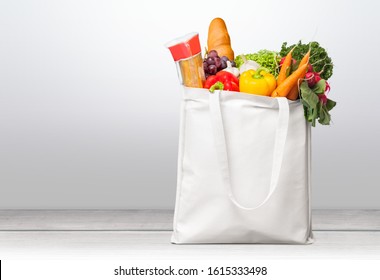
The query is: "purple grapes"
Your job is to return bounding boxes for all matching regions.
[221,56,229,62]
[208,65,217,75]
[208,50,218,58]
[203,61,208,72]
[220,60,227,69]
[203,50,235,77]
[214,57,221,69]
[206,57,215,65]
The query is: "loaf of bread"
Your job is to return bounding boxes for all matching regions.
[207,18,234,61]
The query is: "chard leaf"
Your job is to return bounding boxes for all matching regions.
[326,98,337,111]
[300,82,320,127]
[318,104,332,125]
[300,81,336,127]
[300,82,319,108]
[313,80,326,95]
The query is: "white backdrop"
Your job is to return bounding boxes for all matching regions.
[0,0,379,209]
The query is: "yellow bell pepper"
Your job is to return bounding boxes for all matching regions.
[239,67,276,96]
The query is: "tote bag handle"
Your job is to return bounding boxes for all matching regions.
[209,91,290,211]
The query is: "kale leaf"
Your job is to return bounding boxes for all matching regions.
[280,41,333,80]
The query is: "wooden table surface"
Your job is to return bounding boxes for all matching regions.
[0,210,379,259]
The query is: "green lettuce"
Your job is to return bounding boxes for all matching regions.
[235,50,281,77]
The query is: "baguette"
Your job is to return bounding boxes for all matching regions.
[207,18,234,61]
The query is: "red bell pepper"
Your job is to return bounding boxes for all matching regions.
[216,71,239,86]
[204,71,239,92]
[204,75,220,89]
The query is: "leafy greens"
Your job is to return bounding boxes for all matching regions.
[300,81,336,126]
[280,41,333,80]
[235,50,281,77]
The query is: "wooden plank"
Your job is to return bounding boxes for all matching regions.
[0,210,379,231]
[313,210,380,231]
[0,210,173,231]
[0,231,379,259]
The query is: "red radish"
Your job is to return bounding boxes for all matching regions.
[325,81,331,93]
[318,93,327,105]
[305,72,317,88]
[305,72,322,88]
[307,63,313,73]
[314,73,321,83]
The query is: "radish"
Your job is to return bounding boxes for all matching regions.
[305,72,316,88]
[325,81,331,93]
[314,73,321,83]
[318,93,327,105]
[305,72,322,88]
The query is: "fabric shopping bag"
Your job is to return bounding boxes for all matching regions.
[171,86,314,244]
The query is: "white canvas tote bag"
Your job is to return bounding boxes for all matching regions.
[171,87,313,244]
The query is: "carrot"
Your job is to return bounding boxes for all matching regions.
[298,49,311,68]
[277,47,295,85]
[287,66,309,100]
[271,63,308,97]
[287,85,299,100]
[286,49,311,100]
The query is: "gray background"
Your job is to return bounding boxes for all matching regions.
[0,0,379,209]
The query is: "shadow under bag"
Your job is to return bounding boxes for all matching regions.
[172,87,313,244]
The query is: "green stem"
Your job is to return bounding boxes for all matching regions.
[209,81,224,93]
[253,67,271,79]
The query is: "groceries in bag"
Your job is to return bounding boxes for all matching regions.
[165,17,336,127]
